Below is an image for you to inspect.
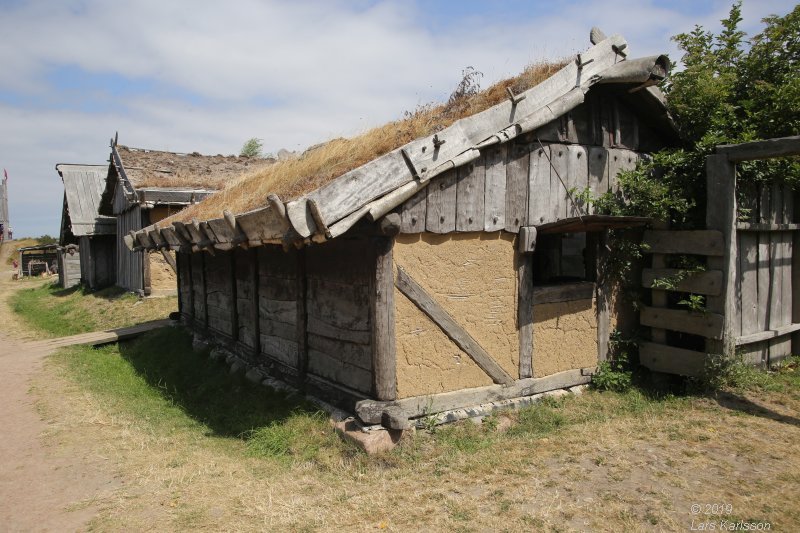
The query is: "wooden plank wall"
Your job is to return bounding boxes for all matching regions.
[738,182,795,364]
[305,238,374,394]
[204,252,234,337]
[399,96,643,234]
[116,205,144,292]
[258,246,300,372]
[177,252,193,321]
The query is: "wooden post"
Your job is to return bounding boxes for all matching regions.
[705,154,738,357]
[371,236,397,400]
[588,231,610,361]
[517,251,534,378]
[793,189,800,355]
[295,248,308,387]
[251,248,261,359]
[229,251,239,341]
[650,221,669,346]
[186,252,194,322]
[202,253,209,331]
[175,251,183,314]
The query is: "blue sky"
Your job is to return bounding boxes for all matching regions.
[0,0,795,238]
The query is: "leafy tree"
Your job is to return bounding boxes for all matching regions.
[240,138,264,158]
[598,2,800,227]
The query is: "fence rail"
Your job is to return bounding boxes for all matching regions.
[639,135,800,376]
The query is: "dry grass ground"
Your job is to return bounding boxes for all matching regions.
[30,326,800,532]
[10,282,176,337]
[3,240,798,531]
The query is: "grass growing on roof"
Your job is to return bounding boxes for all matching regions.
[169,60,567,223]
[10,282,176,337]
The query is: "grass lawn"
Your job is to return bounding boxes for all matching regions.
[36,325,800,531]
[10,282,176,337]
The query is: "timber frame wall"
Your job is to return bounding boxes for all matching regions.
[640,136,800,375]
[177,235,386,408]
[174,91,673,426]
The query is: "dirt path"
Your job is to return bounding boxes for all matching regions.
[0,242,119,531]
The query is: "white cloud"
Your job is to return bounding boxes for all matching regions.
[0,0,795,236]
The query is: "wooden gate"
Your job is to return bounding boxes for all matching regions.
[640,136,800,376]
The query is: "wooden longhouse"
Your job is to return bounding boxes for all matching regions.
[127,30,679,428]
[57,164,116,289]
[99,143,273,295]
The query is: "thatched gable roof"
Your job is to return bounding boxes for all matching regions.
[126,29,676,254]
[99,144,274,214]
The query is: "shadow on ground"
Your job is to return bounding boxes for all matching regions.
[116,326,319,438]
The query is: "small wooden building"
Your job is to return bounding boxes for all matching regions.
[57,164,116,290]
[57,244,81,288]
[128,31,678,427]
[99,142,273,295]
[18,244,59,277]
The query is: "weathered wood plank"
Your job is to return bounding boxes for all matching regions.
[307,333,371,371]
[735,322,800,346]
[716,135,800,162]
[518,252,533,379]
[607,148,637,194]
[456,159,485,232]
[739,233,758,336]
[293,248,311,378]
[518,226,537,253]
[308,349,372,394]
[588,146,609,213]
[642,230,725,256]
[505,141,529,232]
[566,145,589,218]
[757,230,770,334]
[736,223,800,232]
[532,282,595,305]
[641,268,723,296]
[793,226,800,355]
[306,316,371,345]
[639,342,706,377]
[306,279,370,332]
[371,237,396,400]
[425,168,457,233]
[395,266,513,385]
[483,145,506,231]
[640,306,724,340]
[355,368,593,424]
[527,143,551,226]
[399,187,427,234]
[258,298,297,324]
[548,144,568,223]
[261,334,299,366]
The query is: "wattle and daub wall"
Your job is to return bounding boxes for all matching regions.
[176,91,666,410]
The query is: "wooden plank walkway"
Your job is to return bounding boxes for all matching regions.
[24,319,174,350]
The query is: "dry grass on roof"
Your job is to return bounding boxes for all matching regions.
[168,59,568,224]
[118,146,275,191]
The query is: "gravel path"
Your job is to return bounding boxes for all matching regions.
[0,242,119,531]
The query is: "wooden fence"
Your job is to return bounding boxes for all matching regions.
[640,136,800,376]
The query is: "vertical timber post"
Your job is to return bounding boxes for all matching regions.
[793,188,800,355]
[517,249,534,378]
[252,248,261,359]
[296,248,308,388]
[589,231,610,362]
[706,154,738,357]
[202,253,209,331]
[186,252,195,323]
[371,236,397,400]
[229,251,239,341]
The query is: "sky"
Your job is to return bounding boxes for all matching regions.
[0,0,795,238]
